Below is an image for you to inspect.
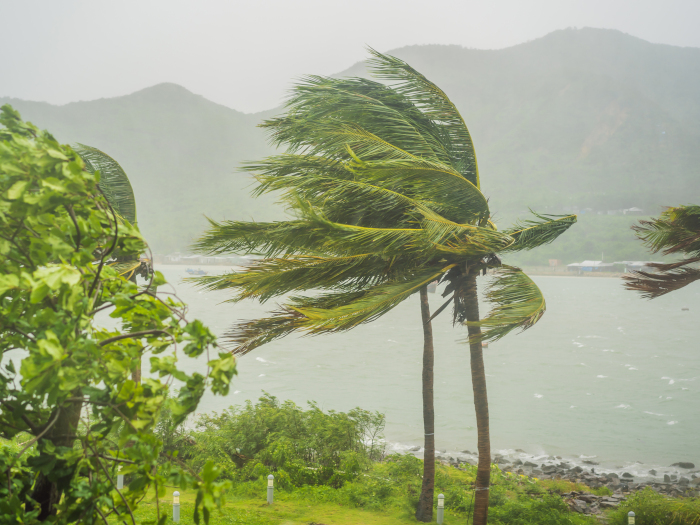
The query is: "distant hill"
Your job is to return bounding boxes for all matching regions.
[3,28,699,261]
[2,83,281,253]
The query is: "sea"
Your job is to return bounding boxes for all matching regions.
[134,265,700,479]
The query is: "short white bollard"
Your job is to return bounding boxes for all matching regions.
[437,493,444,524]
[117,465,123,490]
[173,491,180,523]
[628,511,635,524]
[267,475,274,504]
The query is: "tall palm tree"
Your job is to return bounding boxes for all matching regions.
[624,205,700,297]
[74,143,150,382]
[193,49,576,525]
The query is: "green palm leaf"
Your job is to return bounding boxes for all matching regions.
[466,266,546,343]
[74,143,137,225]
[502,212,577,252]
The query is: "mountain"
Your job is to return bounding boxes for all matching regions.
[3,28,699,261]
[1,83,281,253]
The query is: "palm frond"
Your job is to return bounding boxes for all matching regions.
[74,143,137,225]
[226,265,454,354]
[189,253,417,302]
[466,266,546,343]
[502,212,577,252]
[632,205,700,257]
[623,257,700,299]
[367,48,480,188]
[109,260,142,278]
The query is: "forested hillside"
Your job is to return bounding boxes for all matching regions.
[4,28,698,260]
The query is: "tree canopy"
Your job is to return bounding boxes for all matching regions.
[0,105,236,524]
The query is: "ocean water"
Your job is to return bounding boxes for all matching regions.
[153,266,700,477]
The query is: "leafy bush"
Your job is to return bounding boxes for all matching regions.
[608,488,700,525]
[177,394,385,488]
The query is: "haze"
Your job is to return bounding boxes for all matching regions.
[3,0,700,112]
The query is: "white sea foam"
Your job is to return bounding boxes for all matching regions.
[256,356,273,363]
[258,374,266,377]
[570,405,576,409]
[628,367,638,371]
[601,349,615,352]
[597,375,608,378]
[667,421,679,425]
[669,379,675,385]
[615,404,631,409]
[233,390,241,394]
[534,394,543,399]
[643,411,664,416]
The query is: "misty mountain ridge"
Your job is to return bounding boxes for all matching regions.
[3,27,698,262]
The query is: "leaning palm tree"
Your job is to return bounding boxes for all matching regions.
[624,205,700,297]
[193,49,575,525]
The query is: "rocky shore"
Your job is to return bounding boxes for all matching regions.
[427,452,700,515]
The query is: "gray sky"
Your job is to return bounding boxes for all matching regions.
[3,0,699,113]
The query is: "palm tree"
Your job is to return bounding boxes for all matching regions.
[74,143,150,382]
[193,49,576,525]
[624,205,700,297]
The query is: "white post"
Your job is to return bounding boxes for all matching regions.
[437,493,444,524]
[117,465,123,490]
[628,511,635,525]
[173,491,180,522]
[267,475,274,504]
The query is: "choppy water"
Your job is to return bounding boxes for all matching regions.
[153,266,700,477]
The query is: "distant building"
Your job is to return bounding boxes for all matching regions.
[567,260,616,272]
[623,207,644,216]
[549,259,562,267]
[614,261,662,273]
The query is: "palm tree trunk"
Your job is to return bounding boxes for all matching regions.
[464,273,490,525]
[415,285,436,522]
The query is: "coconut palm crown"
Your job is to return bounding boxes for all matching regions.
[624,204,700,298]
[193,49,576,353]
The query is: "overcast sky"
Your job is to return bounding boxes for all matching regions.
[2,0,699,113]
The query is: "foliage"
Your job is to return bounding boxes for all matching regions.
[624,205,700,298]
[192,49,576,351]
[608,488,700,525]
[172,394,385,489]
[0,105,237,524]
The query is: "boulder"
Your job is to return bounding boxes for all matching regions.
[513,459,523,466]
[572,466,584,473]
[409,446,420,452]
[649,469,657,476]
[583,460,600,465]
[664,474,671,482]
[680,477,690,485]
[692,478,700,486]
[461,450,472,454]
[524,461,538,467]
[622,472,634,478]
[672,462,695,469]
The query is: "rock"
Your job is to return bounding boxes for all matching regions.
[622,472,634,478]
[513,459,523,466]
[692,478,700,485]
[671,475,678,481]
[543,465,558,473]
[680,477,690,485]
[649,469,657,475]
[532,469,543,476]
[609,472,619,478]
[524,461,538,467]
[515,449,526,453]
[572,466,584,473]
[583,460,600,465]
[558,462,571,469]
[409,446,420,452]
[461,450,472,454]
[600,500,619,509]
[672,462,695,469]
[664,474,671,482]
[517,468,525,475]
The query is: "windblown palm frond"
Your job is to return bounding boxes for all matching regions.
[366,48,480,187]
[226,266,454,355]
[466,266,546,343]
[624,205,700,298]
[74,143,137,225]
[502,212,577,252]
[623,258,700,299]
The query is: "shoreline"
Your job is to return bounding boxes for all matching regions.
[388,443,699,495]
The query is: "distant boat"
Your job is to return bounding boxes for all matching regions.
[186,268,208,276]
